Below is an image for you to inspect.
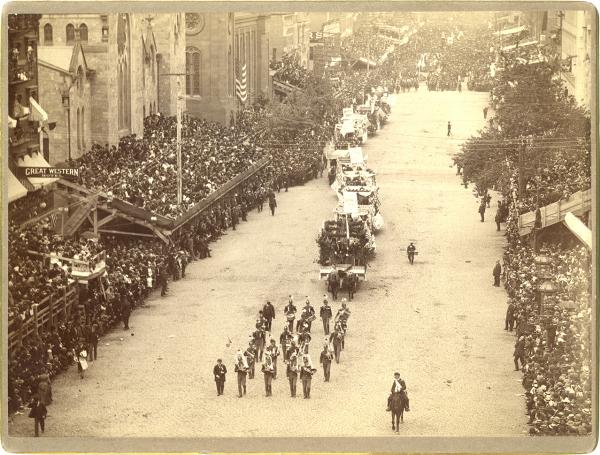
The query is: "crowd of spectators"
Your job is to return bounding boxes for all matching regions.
[8,189,54,225]
[271,54,311,89]
[503,207,592,435]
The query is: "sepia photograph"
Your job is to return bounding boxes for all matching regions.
[2,2,597,453]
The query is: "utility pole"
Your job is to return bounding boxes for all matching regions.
[176,75,182,205]
[161,72,187,205]
[518,140,526,197]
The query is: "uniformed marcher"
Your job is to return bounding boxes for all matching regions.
[300,355,317,399]
[286,352,299,397]
[213,358,227,396]
[234,351,249,398]
[280,325,293,361]
[298,298,315,332]
[320,296,333,335]
[244,342,257,379]
[262,353,275,397]
[266,339,280,379]
[319,344,333,381]
[284,296,297,332]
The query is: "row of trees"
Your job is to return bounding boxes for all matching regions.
[458,54,591,213]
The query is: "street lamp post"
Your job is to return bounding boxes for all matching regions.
[61,93,71,161]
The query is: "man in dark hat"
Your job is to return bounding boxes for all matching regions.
[386,372,409,412]
[406,242,416,265]
[320,295,333,335]
[319,343,333,381]
[213,358,227,396]
[493,260,502,287]
[266,339,280,379]
[120,291,131,330]
[28,395,47,437]
[262,300,275,332]
[514,336,526,371]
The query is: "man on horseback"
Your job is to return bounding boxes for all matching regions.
[386,372,410,412]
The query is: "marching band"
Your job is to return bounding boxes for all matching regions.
[216,296,352,398]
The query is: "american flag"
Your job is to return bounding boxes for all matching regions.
[235,61,248,104]
[48,212,58,228]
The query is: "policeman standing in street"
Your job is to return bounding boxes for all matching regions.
[406,242,416,265]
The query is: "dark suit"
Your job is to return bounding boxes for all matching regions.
[262,303,275,331]
[514,339,525,371]
[28,400,47,436]
[213,364,227,395]
[320,349,333,381]
[320,304,332,334]
[493,263,502,286]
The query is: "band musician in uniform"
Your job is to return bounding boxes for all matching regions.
[261,353,275,397]
[300,355,317,399]
[284,296,297,332]
[234,351,249,398]
[266,339,280,379]
[286,352,299,397]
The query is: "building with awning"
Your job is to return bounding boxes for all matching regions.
[15,151,59,189]
[8,169,29,202]
[494,25,526,36]
[501,39,538,52]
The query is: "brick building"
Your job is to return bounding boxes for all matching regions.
[269,13,310,67]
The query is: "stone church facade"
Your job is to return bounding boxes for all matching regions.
[38,13,184,164]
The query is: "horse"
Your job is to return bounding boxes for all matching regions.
[345,272,358,300]
[390,392,408,432]
[327,271,340,300]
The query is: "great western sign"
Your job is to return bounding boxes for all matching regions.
[24,167,80,178]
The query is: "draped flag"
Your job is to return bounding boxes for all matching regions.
[235,61,248,104]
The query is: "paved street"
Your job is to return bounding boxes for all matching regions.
[9,89,527,437]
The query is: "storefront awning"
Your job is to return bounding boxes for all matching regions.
[16,152,59,188]
[494,25,526,37]
[29,97,48,127]
[8,169,29,202]
[357,57,377,67]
